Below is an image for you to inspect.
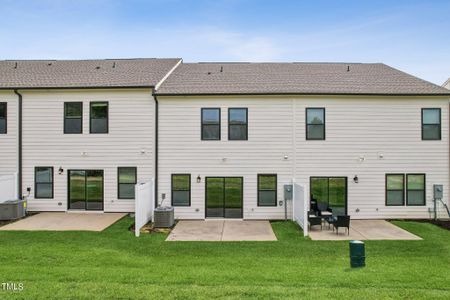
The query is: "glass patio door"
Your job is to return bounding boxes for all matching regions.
[205,177,243,218]
[68,170,104,211]
[310,177,347,216]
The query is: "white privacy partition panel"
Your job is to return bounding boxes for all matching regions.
[135,179,155,237]
[293,180,309,236]
[0,173,18,203]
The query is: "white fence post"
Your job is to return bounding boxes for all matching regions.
[0,173,17,203]
[134,179,154,237]
[14,172,19,199]
[292,178,308,237]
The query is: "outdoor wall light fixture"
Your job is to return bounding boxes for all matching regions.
[353,175,359,184]
[58,167,64,175]
[197,175,201,183]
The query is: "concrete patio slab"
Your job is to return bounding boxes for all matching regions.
[166,220,277,241]
[0,212,126,231]
[222,220,277,241]
[166,220,224,241]
[309,220,422,241]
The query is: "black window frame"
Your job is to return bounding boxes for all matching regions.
[0,102,6,134]
[306,107,326,140]
[421,108,441,140]
[34,167,54,199]
[171,174,191,207]
[64,102,83,134]
[310,176,348,215]
[228,107,248,140]
[257,174,277,207]
[385,174,405,206]
[201,108,221,140]
[90,101,109,134]
[117,167,137,200]
[406,174,426,206]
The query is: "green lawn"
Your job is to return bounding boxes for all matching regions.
[0,219,449,299]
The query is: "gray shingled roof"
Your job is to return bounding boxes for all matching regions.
[443,78,450,89]
[155,62,450,95]
[0,58,181,89]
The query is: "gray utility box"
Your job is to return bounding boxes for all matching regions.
[434,184,443,200]
[0,199,26,220]
[153,206,174,228]
[284,184,293,201]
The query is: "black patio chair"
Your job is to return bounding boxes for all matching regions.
[325,212,338,229]
[317,202,332,217]
[308,214,322,231]
[333,215,350,235]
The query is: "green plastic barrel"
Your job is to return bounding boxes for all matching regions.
[349,240,365,268]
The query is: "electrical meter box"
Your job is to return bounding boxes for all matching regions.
[284,184,293,201]
[433,184,443,200]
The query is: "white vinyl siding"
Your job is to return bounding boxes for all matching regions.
[158,95,449,220]
[0,91,18,177]
[21,89,155,212]
[158,97,294,219]
[294,96,449,219]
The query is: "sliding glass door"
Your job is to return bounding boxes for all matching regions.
[205,177,243,218]
[68,170,104,210]
[310,177,347,216]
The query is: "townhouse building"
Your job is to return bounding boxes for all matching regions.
[1,59,449,219]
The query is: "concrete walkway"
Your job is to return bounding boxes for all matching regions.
[0,212,126,231]
[166,220,277,241]
[309,220,422,241]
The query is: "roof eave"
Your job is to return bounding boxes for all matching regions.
[154,92,450,97]
[0,85,155,90]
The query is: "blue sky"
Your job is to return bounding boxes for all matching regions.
[1,0,449,84]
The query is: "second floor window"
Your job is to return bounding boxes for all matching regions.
[306,108,325,140]
[201,108,220,140]
[0,102,6,134]
[228,108,248,140]
[64,102,83,134]
[422,108,441,140]
[90,102,108,133]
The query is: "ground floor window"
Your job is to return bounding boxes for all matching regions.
[35,167,54,199]
[172,174,191,206]
[310,177,347,216]
[386,173,425,206]
[257,174,277,206]
[386,174,405,206]
[118,167,137,199]
[406,174,425,206]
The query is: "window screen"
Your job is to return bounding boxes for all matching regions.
[90,102,108,133]
[35,167,54,199]
[306,108,325,140]
[118,167,137,199]
[229,108,248,140]
[258,174,277,206]
[172,174,191,206]
[64,102,82,134]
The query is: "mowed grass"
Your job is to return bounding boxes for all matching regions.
[0,219,449,299]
